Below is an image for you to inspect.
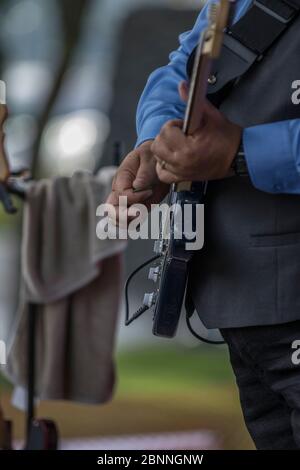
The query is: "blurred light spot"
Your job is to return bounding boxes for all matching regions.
[3,0,43,36]
[4,61,53,108]
[58,115,99,159]
[41,110,110,176]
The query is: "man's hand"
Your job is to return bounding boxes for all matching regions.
[152,98,242,184]
[106,140,169,222]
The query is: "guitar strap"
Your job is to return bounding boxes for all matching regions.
[187,0,300,97]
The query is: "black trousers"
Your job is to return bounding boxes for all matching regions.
[220,321,300,450]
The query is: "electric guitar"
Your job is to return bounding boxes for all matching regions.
[143,0,231,338]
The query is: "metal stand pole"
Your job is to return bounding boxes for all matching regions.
[26,303,36,442]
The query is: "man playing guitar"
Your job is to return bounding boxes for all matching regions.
[107,0,300,449]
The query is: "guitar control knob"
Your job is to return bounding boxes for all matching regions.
[143,292,157,308]
[154,240,164,254]
[148,267,160,283]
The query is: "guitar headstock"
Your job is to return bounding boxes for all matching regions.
[203,0,231,58]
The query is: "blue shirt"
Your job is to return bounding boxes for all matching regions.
[136,0,300,194]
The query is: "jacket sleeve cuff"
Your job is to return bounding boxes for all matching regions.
[135,115,175,148]
[243,121,300,194]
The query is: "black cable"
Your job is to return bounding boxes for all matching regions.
[125,254,225,345]
[125,255,161,326]
[186,314,225,345]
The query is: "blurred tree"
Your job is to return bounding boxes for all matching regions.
[32,0,92,175]
[60,0,89,46]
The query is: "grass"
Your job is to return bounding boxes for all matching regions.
[0,197,23,227]
[117,345,234,396]
[0,372,11,391]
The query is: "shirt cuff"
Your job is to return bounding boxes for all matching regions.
[135,115,174,148]
[244,121,300,194]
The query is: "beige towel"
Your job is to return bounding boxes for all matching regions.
[6,169,126,404]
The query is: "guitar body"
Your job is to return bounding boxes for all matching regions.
[152,185,204,337]
[143,1,231,338]
[152,258,188,338]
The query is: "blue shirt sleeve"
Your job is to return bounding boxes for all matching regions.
[135,4,211,147]
[135,0,251,148]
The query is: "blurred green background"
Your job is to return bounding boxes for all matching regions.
[1,345,253,449]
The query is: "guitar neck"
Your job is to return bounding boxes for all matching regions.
[175,0,231,193]
[176,34,212,192]
[183,35,212,136]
